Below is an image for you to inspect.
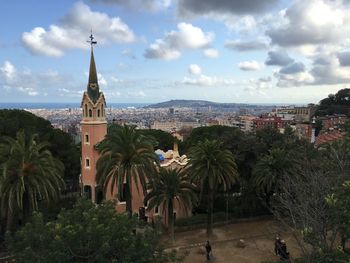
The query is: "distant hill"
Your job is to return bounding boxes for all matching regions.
[144,99,249,109]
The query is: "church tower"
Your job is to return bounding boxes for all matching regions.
[81,34,107,203]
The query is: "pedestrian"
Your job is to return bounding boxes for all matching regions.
[279,240,290,260]
[274,235,281,256]
[205,240,212,261]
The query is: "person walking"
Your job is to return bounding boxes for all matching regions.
[205,240,212,261]
[274,235,282,256]
[279,240,290,260]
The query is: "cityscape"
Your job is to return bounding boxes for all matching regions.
[1,0,350,263]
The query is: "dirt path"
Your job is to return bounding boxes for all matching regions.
[164,218,301,263]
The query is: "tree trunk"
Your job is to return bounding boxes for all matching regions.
[168,200,174,243]
[207,190,214,237]
[126,182,133,219]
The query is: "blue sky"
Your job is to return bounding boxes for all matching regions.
[1,0,350,104]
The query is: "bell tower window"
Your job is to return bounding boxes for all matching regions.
[97,109,100,117]
[85,133,89,144]
[89,109,92,117]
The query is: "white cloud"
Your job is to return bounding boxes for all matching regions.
[0,61,16,80]
[182,74,235,86]
[188,64,202,75]
[0,61,73,97]
[22,2,135,57]
[203,48,219,58]
[144,22,214,60]
[238,61,264,71]
[267,0,350,47]
[98,73,107,86]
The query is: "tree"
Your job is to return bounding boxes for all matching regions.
[187,139,238,237]
[0,131,65,232]
[138,129,175,151]
[0,109,80,192]
[145,168,197,242]
[96,125,158,218]
[316,88,350,116]
[326,181,350,251]
[252,148,292,206]
[7,199,184,263]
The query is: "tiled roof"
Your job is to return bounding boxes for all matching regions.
[315,130,343,147]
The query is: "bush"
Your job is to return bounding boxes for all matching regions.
[7,199,182,263]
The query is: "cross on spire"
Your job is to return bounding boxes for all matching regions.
[87,30,97,50]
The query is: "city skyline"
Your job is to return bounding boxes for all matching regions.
[1,0,350,104]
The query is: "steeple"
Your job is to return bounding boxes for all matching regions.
[87,32,100,104]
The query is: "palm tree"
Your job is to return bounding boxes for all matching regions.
[0,131,65,232]
[252,148,291,206]
[188,139,238,237]
[96,125,158,218]
[145,168,197,242]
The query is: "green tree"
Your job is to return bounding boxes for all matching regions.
[7,199,183,263]
[252,148,292,206]
[96,125,158,218]
[0,131,64,232]
[188,139,238,237]
[0,109,80,192]
[145,168,197,242]
[138,129,175,151]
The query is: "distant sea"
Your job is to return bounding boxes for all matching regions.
[0,103,150,109]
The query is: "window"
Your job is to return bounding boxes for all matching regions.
[84,104,88,117]
[83,185,92,200]
[97,109,100,117]
[85,133,89,143]
[89,109,92,117]
[155,206,159,214]
[85,158,90,168]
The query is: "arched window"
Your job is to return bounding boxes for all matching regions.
[97,109,100,117]
[85,133,89,143]
[84,104,88,117]
[89,109,92,117]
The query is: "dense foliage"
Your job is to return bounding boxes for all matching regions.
[316,88,350,116]
[145,168,197,241]
[96,125,158,217]
[7,199,182,263]
[0,110,80,191]
[188,139,238,237]
[0,131,64,233]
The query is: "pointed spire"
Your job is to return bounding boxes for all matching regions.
[86,32,100,103]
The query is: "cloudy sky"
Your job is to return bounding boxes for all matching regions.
[1,0,350,104]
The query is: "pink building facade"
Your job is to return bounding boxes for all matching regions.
[80,46,190,224]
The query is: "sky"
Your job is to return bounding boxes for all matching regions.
[1,0,350,104]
